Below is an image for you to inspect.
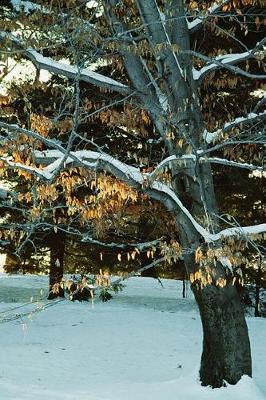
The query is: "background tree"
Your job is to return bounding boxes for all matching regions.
[0,0,266,388]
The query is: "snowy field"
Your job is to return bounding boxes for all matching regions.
[0,274,265,400]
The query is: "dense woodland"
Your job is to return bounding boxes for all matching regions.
[0,0,265,389]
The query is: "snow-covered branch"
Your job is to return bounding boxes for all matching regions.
[81,236,164,251]
[0,121,209,241]
[3,148,266,243]
[25,49,130,94]
[0,156,50,180]
[203,111,266,144]
[1,120,266,245]
[1,132,210,241]
[0,122,91,181]
[192,38,266,81]
[0,32,131,95]
[187,0,231,32]
[144,154,263,176]
[148,154,196,180]
[200,157,264,172]
[210,224,266,242]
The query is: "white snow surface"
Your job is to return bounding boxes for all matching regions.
[0,275,265,400]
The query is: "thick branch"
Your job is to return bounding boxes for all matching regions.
[2,150,266,243]
[0,33,131,95]
[27,49,130,94]
[211,224,266,242]
[3,142,209,240]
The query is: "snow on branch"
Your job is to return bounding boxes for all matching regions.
[3,148,266,243]
[0,32,130,95]
[192,38,266,81]
[81,236,164,251]
[200,157,264,172]
[187,0,231,32]
[148,154,196,179]
[203,111,266,144]
[0,156,51,180]
[1,121,265,245]
[144,154,263,176]
[25,49,131,94]
[33,150,206,241]
[210,224,266,242]
[0,122,89,180]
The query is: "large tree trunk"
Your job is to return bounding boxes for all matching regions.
[105,0,253,388]
[193,283,252,387]
[47,232,65,300]
[178,182,252,388]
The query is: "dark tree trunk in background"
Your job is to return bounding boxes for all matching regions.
[47,232,65,300]
[193,284,252,387]
[182,279,186,298]
[255,259,262,317]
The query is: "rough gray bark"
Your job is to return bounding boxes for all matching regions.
[193,283,252,387]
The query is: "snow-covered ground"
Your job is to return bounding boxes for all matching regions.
[0,274,265,400]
